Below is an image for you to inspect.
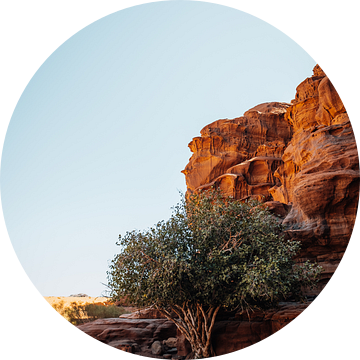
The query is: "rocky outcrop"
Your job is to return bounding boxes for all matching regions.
[212,302,308,356]
[182,65,359,292]
[182,102,293,201]
[78,302,308,357]
[176,302,308,357]
[77,65,358,358]
[77,318,177,356]
[120,307,166,319]
[270,65,359,291]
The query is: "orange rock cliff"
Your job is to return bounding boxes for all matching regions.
[77,66,359,356]
[182,65,359,293]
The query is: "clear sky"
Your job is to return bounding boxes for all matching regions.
[0,1,315,296]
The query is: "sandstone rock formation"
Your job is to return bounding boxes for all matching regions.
[77,65,358,358]
[77,318,177,356]
[182,64,359,292]
[151,341,163,355]
[271,66,359,291]
[182,102,293,201]
[210,302,308,356]
[78,302,308,357]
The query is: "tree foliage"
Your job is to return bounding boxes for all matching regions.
[107,189,322,358]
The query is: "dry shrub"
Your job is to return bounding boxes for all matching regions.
[51,301,128,325]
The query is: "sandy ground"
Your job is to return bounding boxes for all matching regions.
[43,296,138,315]
[45,296,118,322]
[45,296,110,307]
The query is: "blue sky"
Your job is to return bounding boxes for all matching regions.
[0,1,315,296]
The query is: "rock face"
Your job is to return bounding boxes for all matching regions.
[176,302,308,357]
[77,318,177,356]
[77,302,308,357]
[182,102,293,201]
[212,302,307,356]
[271,66,359,291]
[183,65,359,292]
[77,65,358,358]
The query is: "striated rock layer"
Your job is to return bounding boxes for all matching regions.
[183,65,359,292]
[77,302,308,357]
[77,318,177,355]
[182,102,293,201]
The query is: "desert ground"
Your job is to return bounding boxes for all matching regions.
[44,296,130,324]
[45,296,109,307]
[44,296,114,325]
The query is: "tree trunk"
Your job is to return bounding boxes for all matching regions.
[189,339,216,359]
[157,303,221,359]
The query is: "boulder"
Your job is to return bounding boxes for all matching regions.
[151,341,163,355]
[77,318,176,348]
[163,337,177,348]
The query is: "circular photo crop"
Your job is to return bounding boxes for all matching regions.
[1,1,359,359]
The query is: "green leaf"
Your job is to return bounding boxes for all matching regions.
[107,188,321,311]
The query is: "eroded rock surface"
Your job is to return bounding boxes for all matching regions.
[182,102,293,201]
[77,318,177,357]
[182,65,359,292]
[211,302,307,356]
[78,65,358,358]
[270,65,359,291]
[78,302,308,357]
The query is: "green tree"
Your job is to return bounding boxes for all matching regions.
[107,189,321,358]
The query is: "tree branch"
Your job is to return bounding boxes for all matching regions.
[156,305,190,340]
[196,304,202,334]
[182,303,198,339]
[199,304,208,342]
[140,250,159,264]
[205,305,221,348]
